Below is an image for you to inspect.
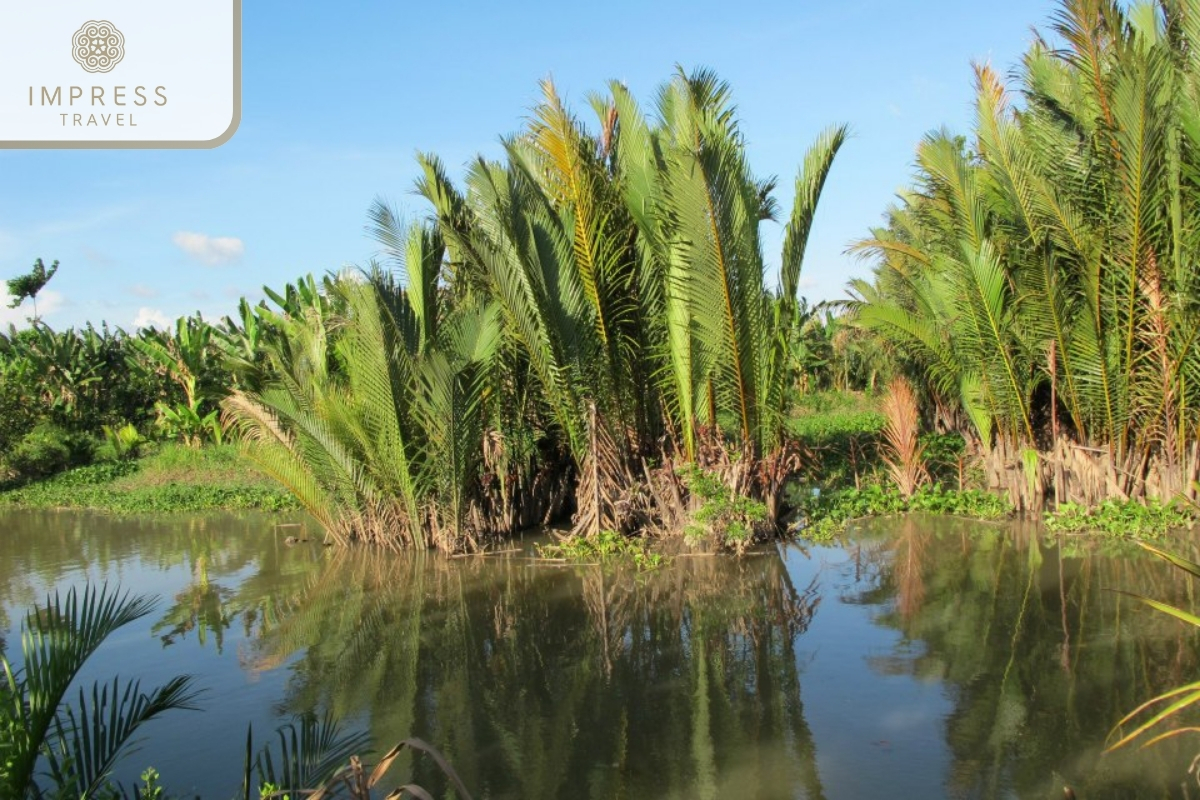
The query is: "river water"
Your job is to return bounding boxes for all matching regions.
[1,509,1198,799]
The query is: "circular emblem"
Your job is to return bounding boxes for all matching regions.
[71,21,125,73]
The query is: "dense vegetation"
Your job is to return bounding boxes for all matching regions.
[8,4,1200,788]
[850,0,1200,512]
[0,314,238,477]
[8,0,1200,549]
[220,69,850,551]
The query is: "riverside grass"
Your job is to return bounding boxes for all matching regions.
[0,444,298,514]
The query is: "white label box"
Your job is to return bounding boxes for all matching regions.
[0,0,240,148]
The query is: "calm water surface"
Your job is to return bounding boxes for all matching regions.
[2,509,1199,799]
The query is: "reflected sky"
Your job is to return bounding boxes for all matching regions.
[1,509,1197,799]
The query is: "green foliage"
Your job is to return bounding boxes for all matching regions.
[0,323,169,437]
[680,465,769,553]
[848,0,1200,504]
[138,441,241,472]
[1045,501,1195,539]
[904,486,1010,518]
[0,372,36,456]
[101,422,147,461]
[0,445,297,513]
[793,484,1012,541]
[920,433,971,484]
[787,400,885,444]
[223,264,500,549]
[249,713,370,798]
[0,472,296,514]
[135,767,165,800]
[786,303,892,393]
[5,425,72,478]
[129,315,229,446]
[5,258,58,320]
[19,459,138,487]
[0,310,240,481]
[787,392,886,489]
[4,423,94,479]
[154,400,223,448]
[410,70,844,542]
[0,585,199,799]
[537,530,667,571]
[1,69,854,549]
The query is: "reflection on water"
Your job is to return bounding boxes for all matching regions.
[1,509,1199,799]
[248,548,824,800]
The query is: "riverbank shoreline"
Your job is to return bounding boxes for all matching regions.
[0,444,298,514]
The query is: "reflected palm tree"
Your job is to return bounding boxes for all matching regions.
[152,571,236,651]
[850,516,1200,799]
[0,509,326,659]
[245,547,828,799]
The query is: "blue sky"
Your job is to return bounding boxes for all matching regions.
[0,0,1053,330]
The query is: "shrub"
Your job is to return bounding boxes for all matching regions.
[787,392,886,490]
[537,530,666,571]
[4,423,94,479]
[101,422,147,460]
[920,432,978,488]
[680,465,770,554]
[0,373,37,458]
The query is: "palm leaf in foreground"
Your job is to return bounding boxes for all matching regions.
[254,713,372,795]
[0,585,197,799]
[1107,543,1200,751]
[47,674,201,798]
[283,737,473,800]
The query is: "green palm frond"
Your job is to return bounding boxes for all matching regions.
[254,713,371,793]
[1108,543,1200,752]
[1,586,196,800]
[47,675,200,798]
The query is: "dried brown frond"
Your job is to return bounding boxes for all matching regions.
[880,377,928,498]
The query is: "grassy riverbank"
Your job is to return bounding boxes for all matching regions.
[785,393,1198,541]
[0,444,298,514]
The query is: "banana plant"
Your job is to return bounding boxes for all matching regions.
[155,399,222,448]
[129,315,221,412]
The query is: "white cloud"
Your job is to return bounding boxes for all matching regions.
[129,283,158,298]
[132,307,170,330]
[172,231,245,266]
[798,277,819,291]
[0,289,64,328]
